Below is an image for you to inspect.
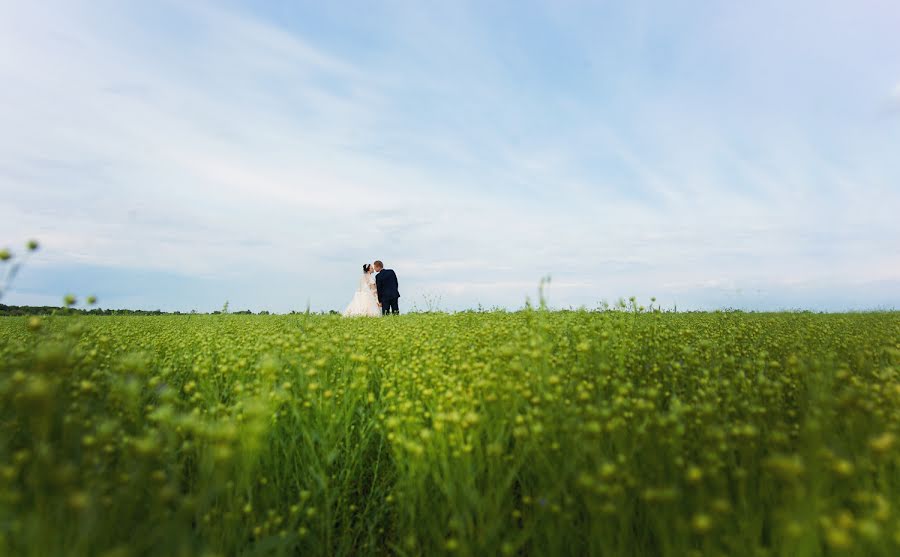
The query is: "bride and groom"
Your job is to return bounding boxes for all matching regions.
[342,260,400,317]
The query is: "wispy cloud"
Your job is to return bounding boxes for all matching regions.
[889,82,900,108]
[1,0,898,311]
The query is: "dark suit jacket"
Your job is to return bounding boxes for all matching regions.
[375,269,400,304]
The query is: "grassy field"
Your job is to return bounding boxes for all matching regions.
[1,310,899,556]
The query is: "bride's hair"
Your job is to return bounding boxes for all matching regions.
[363,263,372,273]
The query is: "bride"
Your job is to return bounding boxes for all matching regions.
[342,263,381,317]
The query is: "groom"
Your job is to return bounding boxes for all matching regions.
[373,260,400,315]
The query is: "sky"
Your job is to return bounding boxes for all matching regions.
[1,0,899,313]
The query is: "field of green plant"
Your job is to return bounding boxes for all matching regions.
[1,310,899,556]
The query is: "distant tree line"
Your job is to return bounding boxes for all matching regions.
[0,304,342,317]
[0,304,165,316]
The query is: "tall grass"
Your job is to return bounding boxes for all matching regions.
[1,310,898,556]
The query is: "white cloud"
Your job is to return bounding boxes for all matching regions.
[892,82,900,102]
[1,1,898,311]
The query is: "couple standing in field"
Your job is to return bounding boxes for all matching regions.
[342,260,400,317]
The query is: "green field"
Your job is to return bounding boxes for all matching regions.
[1,311,899,556]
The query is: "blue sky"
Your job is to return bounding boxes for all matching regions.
[1,0,899,312]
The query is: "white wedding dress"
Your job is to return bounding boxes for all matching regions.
[342,273,381,317]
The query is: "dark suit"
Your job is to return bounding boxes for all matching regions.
[375,269,400,315]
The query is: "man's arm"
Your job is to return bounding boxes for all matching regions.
[375,273,384,302]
